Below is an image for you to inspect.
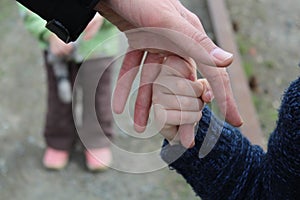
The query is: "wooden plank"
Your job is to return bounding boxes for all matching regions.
[207,0,265,147]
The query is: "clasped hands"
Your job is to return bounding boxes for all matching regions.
[94,0,243,148]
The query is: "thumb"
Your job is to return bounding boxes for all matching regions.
[170,16,233,67]
[171,2,234,67]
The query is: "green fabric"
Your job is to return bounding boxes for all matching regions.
[18,4,119,59]
[77,20,119,59]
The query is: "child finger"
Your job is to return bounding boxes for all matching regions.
[153,93,204,111]
[164,110,202,125]
[178,124,196,148]
[155,76,203,97]
[198,79,214,103]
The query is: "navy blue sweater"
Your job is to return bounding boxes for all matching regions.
[161,77,300,200]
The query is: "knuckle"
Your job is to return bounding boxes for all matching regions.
[206,70,230,89]
[190,13,200,23]
[221,71,230,83]
[191,31,208,45]
[146,12,172,27]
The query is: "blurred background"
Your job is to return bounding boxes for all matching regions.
[0,0,299,199]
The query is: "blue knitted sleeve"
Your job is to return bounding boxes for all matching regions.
[263,77,300,199]
[161,107,265,199]
[160,77,300,200]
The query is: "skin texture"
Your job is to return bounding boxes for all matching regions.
[82,14,104,41]
[152,56,213,148]
[49,34,74,56]
[94,0,243,133]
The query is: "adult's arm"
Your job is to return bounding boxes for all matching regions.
[95,0,243,129]
[16,0,98,42]
[17,0,243,132]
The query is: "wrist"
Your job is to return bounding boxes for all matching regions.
[49,33,59,43]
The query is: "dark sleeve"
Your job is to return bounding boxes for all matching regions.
[161,107,265,200]
[160,77,300,200]
[263,77,300,199]
[16,0,100,42]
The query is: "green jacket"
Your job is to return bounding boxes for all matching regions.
[18,4,119,60]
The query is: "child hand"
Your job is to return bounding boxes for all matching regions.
[49,33,74,56]
[153,56,213,148]
[83,14,104,41]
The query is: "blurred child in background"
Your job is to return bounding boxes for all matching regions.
[19,5,119,172]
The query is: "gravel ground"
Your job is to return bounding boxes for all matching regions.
[226,0,300,136]
[0,0,299,200]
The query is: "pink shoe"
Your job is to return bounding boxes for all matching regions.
[85,148,112,172]
[43,147,69,170]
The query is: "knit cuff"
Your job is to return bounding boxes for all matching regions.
[160,106,264,199]
[161,106,243,170]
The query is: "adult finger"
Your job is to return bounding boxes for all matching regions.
[112,49,144,114]
[201,66,243,126]
[167,15,242,126]
[134,53,164,132]
[157,7,238,124]
[170,1,233,67]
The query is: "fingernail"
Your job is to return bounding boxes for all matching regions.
[205,91,214,102]
[211,48,233,62]
[189,74,196,81]
[189,140,195,148]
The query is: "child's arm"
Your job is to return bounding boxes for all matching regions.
[154,56,264,199]
[18,4,74,56]
[264,77,300,199]
[155,56,299,199]
[18,4,51,47]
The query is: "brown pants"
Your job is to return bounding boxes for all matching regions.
[44,53,114,151]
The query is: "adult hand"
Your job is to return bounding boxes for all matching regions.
[95,0,243,131]
[153,56,213,148]
[83,13,104,41]
[49,33,74,56]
